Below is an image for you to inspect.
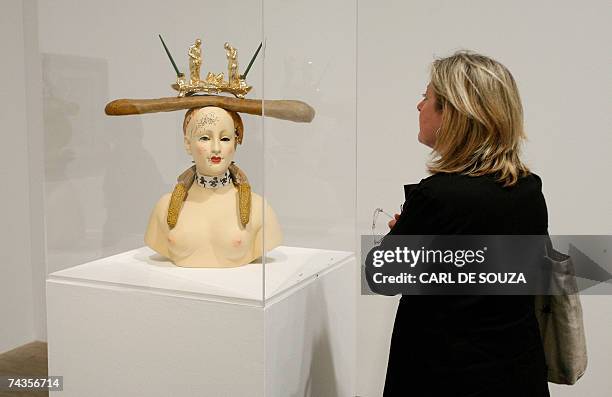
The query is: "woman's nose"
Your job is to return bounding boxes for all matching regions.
[211,140,220,153]
[417,100,423,112]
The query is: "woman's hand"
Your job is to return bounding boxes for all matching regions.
[388,213,401,229]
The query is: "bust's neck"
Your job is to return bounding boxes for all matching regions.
[189,180,234,200]
[194,169,232,189]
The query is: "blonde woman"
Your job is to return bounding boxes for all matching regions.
[382,51,550,396]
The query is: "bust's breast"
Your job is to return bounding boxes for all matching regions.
[165,191,257,268]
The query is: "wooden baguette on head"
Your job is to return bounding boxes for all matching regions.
[105,96,315,123]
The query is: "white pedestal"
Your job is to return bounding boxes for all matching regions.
[46,246,356,397]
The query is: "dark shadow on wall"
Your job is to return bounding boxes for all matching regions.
[100,113,167,255]
[42,53,166,273]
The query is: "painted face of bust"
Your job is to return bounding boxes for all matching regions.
[416,83,443,149]
[184,107,236,177]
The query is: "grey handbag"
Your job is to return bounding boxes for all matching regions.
[534,237,588,385]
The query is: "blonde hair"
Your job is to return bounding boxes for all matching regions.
[428,50,530,187]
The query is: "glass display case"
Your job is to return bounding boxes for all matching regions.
[33,1,357,396]
[39,0,356,307]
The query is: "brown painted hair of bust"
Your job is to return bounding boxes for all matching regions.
[182,106,244,145]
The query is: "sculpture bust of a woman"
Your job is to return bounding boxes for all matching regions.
[104,39,315,267]
[144,106,282,268]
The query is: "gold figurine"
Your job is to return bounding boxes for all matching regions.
[173,38,252,98]
[188,39,202,85]
[225,42,240,85]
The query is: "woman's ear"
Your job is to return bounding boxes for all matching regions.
[183,135,192,155]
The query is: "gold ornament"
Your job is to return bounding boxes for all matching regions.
[171,39,252,99]
[167,184,188,229]
[229,162,251,227]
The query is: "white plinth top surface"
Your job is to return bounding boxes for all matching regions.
[48,246,353,305]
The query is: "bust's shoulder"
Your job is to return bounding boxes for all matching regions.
[250,192,278,209]
[248,192,280,228]
[150,192,172,220]
[250,191,264,203]
[156,192,172,208]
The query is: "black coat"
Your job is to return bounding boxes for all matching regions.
[379,172,550,397]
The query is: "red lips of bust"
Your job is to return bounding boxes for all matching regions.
[210,156,222,164]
